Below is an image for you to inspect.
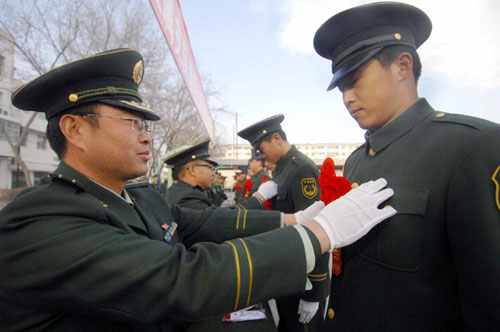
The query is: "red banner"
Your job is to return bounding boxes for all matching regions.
[149,0,215,140]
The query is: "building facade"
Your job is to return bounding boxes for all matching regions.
[221,142,361,167]
[0,30,59,190]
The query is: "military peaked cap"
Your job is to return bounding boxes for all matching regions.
[164,139,218,168]
[11,48,160,120]
[314,2,432,91]
[238,114,285,148]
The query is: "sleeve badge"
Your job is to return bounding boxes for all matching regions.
[301,178,318,199]
[492,166,500,212]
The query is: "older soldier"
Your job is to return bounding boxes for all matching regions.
[314,2,500,331]
[239,115,330,332]
[0,48,396,332]
[166,140,275,210]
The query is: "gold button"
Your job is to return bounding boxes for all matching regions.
[394,33,401,40]
[68,94,78,102]
[192,155,196,159]
[58,174,62,178]
[369,148,376,156]
[435,112,445,118]
[292,156,296,160]
[351,182,359,189]
[328,308,335,319]
[263,129,267,134]
[71,179,76,183]
[277,196,280,200]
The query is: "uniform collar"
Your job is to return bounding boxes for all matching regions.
[274,145,298,174]
[365,98,434,153]
[50,162,134,205]
[50,162,148,232]
[177,179,205,192]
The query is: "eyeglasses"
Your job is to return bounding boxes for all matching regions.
[194,164,214,171]
[83,114,151,133]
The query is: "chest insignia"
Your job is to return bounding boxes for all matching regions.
[301,178,318,199]
[162,221,178,243]
[492,166,500,212]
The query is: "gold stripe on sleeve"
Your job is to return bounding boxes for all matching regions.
[225,241,241,310]
[236,206,241,229]
[238,238,253,306]
[242,209,248,229]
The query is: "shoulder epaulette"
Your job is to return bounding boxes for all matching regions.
[49,172,84,189]
[431,111,494,130]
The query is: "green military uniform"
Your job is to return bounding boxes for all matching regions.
[166,141,277,332]
[249,169,266,197]
[0,163,317,332]
[168,180,262,211]
[235,178,246,205]
[239,115,330,332]
[0,49,324,332]
[313,3,500,330]
[326,99,500,331]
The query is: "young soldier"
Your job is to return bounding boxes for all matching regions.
[239,115,330,332]
[0,48,396,332]
[314,2,500,331]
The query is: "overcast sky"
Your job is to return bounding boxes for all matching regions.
[174,0,500,144]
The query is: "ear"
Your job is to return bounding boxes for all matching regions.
[271,132,282,145]
[186,162,197,177]
[395,52,413,82]
[59,114,88,152]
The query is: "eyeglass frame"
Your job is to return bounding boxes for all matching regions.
[193,163,215,171]
[78,114,151,133]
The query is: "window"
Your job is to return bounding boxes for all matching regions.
[0,119,20,144]
[11,170,27,188]
[37,134,47,150]
[34,172,50,186]
[0,55,4,75]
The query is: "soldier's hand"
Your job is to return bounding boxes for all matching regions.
[294,201,325,224]
[253,180,278,201]
[297,299,319,323]
[312,178,396,251]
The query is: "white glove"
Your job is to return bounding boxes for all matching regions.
[313,178,396,251]
[297,299,319,324]
[294,201,325,224]
[253,180,278,200]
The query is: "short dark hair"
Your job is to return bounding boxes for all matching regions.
[46,103,99,159]
[374,45,422,84]
[260,129,287,143]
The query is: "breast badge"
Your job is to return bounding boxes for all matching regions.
[301,178,318,199]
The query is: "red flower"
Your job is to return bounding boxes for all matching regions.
[318,157,351,204]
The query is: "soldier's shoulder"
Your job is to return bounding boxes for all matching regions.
[431,111,499,131]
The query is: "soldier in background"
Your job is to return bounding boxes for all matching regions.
[239,115,330,332]
[166,140,274,210]
[248,149,266,197]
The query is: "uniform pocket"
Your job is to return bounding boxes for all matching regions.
[355,187,429,272]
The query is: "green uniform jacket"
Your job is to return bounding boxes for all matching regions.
[168,179,278,332]
[326,99,500,331]
[235,180,246,204]
[249,169,266,197]
[0,163,321,332]
[168,180,262,210]
[271,146,330,331]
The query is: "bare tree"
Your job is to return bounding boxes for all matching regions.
[0,0,229,185]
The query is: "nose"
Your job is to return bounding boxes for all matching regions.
[140,131,152,145]
[342,88,355,108]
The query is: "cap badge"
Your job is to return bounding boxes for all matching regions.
[132,60,144,85]
[394,33,402,40]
